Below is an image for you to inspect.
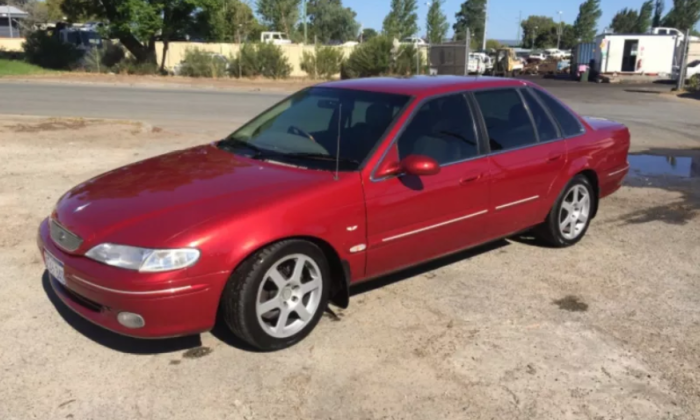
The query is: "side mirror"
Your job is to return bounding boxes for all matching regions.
[374,154,440,179]
[401,155,440,176]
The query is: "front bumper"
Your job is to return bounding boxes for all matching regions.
[38,218,229,338]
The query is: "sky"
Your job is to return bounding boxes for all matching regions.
[345,0,695,40]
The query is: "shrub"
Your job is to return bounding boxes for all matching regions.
[393,44,427,76]
[23,31,83,70]
[229,43,260,78]
[178,48,228,78]
[229,43,291,79]
[101,43,126,68]
[114,57,159,75]
[256,43,292,79]
[301,45,344,79]
[341,36,393,79]
[688,74,700,92]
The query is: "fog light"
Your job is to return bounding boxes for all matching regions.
[117,312,145,329]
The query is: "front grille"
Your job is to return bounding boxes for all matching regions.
[50,219,83,252]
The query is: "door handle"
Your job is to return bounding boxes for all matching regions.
[459,173,483,184]
[547,154,563,162]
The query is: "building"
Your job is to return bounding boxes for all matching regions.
[0,6,28,38]
[593,33,678,76]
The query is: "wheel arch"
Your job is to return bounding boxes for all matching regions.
[221,235,351,310]
[577,169,600,219]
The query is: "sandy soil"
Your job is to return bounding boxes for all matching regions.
[0,116,699,420]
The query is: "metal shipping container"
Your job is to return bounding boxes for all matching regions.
[571,42,595,74]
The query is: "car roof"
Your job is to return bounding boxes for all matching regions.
[316,76,529,98]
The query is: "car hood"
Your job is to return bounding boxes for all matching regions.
[53,144,334,249]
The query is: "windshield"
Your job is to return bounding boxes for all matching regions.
[219,87,411,171]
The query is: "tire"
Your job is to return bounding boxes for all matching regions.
[220,240,330,351]
[536,175,595,247]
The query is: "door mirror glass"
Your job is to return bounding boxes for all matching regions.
[401,155,440,176]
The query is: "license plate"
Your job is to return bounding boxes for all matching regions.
[45,251,65,285]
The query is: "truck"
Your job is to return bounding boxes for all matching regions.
[260,32,292,45]
[491,48,524,76]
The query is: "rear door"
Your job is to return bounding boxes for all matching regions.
[363,93,491,278]
[472,87,566,236]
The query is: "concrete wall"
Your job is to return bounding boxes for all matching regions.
[156,42,357,77]
[0,37,24,51]
[595,35,676,75]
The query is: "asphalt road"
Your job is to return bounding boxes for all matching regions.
[1,78,699,152]
[0,81,286,136]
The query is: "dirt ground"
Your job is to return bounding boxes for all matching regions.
[0,108,699,419]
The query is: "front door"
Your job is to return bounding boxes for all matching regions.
[363,93,491,278]
[622,40,639,72]
[472,88,566,236]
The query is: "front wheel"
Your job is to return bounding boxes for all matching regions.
[536,175,595,247]
[220,240,330,351]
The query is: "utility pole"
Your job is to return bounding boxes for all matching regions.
[464,28,471,76]
[556,11,563,50]
[675,29,691,91]
[8,9,13,38]
[516,11,522,46]
[482,0,489,51]
[532,25,538,49]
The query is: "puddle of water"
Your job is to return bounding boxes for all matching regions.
[628,155,698,178]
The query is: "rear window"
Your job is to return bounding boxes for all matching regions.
[532,89,585,137]
[474,89,537,151]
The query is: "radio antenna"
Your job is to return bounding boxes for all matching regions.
[334,103,342,181]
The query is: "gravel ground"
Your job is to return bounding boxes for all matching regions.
[1,85,699,420]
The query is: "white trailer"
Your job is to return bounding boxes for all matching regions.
[594,34,677,76]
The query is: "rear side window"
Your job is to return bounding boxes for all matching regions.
[474,89,536,152]
[521,89,559,141]
[532,89,585,137]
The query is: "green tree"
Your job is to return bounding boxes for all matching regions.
[485,39,500,49]
[61,0,196,64]
[426,0,448,44]
[521,15,557,49]
[361,27,378,41]
[382,0,419,40]
[637,0,654,32]
[560,24,578,49]
[453,0,486,48]
[653,0,665,27]
[610,8,639,33]
[661,0,700,31]
[573,0,602,42]
[256,0,301,37]
[307,0,360,43]
[196,0,261,42]
[46,0,65,20]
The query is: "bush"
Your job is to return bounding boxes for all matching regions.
[229,43,291,79]
[23,31,83,70]
[341,36,393,79]
[301,45,344,79]
[256,43,292,79]
[393,44,427,76]
[178,48,228,78]
[688,74,700,92]
[113,57,159,75]
[101,43,126,68]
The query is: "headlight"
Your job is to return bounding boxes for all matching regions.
[85,243,200,272]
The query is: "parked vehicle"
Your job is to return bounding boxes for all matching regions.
[673,60,700,81]
[528,50,546,62]
[467,53,486,74]
[472,52,493,71]
[39,76,630,351]
[261,31,291,45]
[401,36,428,46]
[492,48,525,76]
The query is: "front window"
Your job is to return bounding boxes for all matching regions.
[218,88,411,171]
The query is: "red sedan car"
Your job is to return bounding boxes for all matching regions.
[39,77,630,351]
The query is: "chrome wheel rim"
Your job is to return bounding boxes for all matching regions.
[256,254,323,339]
[559,184,591,240]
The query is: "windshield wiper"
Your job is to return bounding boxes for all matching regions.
[285,152,360,165]
[218,138,269,157]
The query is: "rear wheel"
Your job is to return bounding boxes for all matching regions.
[220,240,330,351]
[536,175,594,247]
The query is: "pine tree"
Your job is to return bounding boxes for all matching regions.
[637,0,654,32]
[382,0,419,40]
[426,0,448,44]
[573,0,602,42]
[453,0,486,47]
[653,0,665,27]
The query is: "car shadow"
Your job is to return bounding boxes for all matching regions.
[41,271,202,355]
[350,239,510,297]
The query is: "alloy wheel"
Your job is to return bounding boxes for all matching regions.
[559,184,591,240]
[255,254,323,339]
